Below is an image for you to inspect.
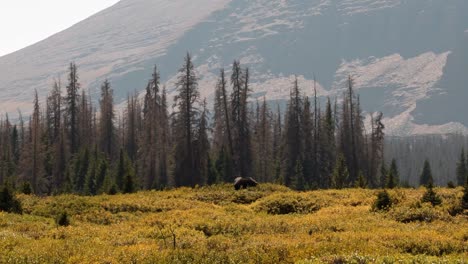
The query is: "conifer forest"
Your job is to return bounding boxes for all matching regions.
[0,54,467,263]
[0,53,467,195]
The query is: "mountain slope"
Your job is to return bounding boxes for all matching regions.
[1,0,467,135]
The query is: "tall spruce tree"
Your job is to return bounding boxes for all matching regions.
[456,148,467,186]
[386,159,399,189]
[173,53,201,186]
[420,159,434,186]
[284,77,303,188]
[319,98,335,189]
[65,62,80,155]
[370,112,385,187]
[230,61,252,178]
[98,79,115,159]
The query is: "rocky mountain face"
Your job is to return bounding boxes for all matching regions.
[1,0,467,135]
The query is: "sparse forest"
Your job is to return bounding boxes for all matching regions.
[0,53,468,263]
[0,53,467,195]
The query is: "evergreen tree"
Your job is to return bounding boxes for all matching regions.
[64,62,80,154]
[19,90,45,193]
[462,183,468,210]
[421,182,442,206]
[301,97,315,187]
[46,80,66,190]
[284,77,303,188]
[332,154,349,189]
[215,147,231,183]
[272,104,283,183]
[98,79,115,159]
[196,99,211,185]
[386,159,399,189]
[230,63,253,178]
[319,98,335,189]
[206,157,219,185]
[372,190,392,211]
[369,112,385,187]
[294,159,305,191]
[420,159,434,186]
[173,53,201,187]
[115,149,137,193]
[253,97,273,182]
[0,185,22,214]
[456,148,467,186]
[380,161,388,189]
[355,171,367,188]
[71,148,90,193]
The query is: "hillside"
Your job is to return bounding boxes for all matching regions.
[1,0,468,135]
[1,185,467,263]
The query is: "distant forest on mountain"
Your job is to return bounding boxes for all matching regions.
[0,53,467,195]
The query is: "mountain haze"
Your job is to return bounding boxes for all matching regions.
[1,0,467,135]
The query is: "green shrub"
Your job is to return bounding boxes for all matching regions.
[108,184,118,195]
[372,190,392,211]
[462,184,468,210]
[389,205,439,223]
[447,181,456,188]
[22,182,32,195]
[56,212,70,227]
[421,184,442,206]
[254,193,320,215]
[0,186,22,214]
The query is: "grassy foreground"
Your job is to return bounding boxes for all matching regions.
[0,185,467,263]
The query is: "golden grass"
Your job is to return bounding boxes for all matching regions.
[0,184,467,263]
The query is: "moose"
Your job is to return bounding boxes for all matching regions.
[234,177,258,190]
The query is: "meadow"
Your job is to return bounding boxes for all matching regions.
[0,184,467,263]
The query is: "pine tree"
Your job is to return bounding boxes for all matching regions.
[369,112,385,187]
[421,182,442,206]
[98,79,115,159]
[380,161,388,189]
[272,104,283,183]
[158,87,171,187]
[253,97,273,182]
[332,154,349,189]
[456,148,467,186]
[124,93,140,162]
[196,99,211,185]
[0,185,22,214]
[78,90,94,150]
[173,53,201,187]
[284,77,303,188]
[212,69,234,183]
[72,148,90,193]
[347,76,358,182]
[319,98,335,189]
[206,157,219,185]
[212,69,231,154]
[29,90,44,193]
[420,159,434,186]
[215,147,231,183]
[355,171,367,188]
[372,190,392,211]
[230,64,252,178]
[64,62,80,154]
[294,159,305,191]
[386,159,399,189]
[46,80,66,190]
[462,184,468,210]
[301,97,315,187]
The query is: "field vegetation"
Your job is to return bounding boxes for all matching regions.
[1,184,467,263]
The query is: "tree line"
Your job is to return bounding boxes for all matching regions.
[0,53,464,195]
[385,135,468,187]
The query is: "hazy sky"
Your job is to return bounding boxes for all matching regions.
[0,0,120,57]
